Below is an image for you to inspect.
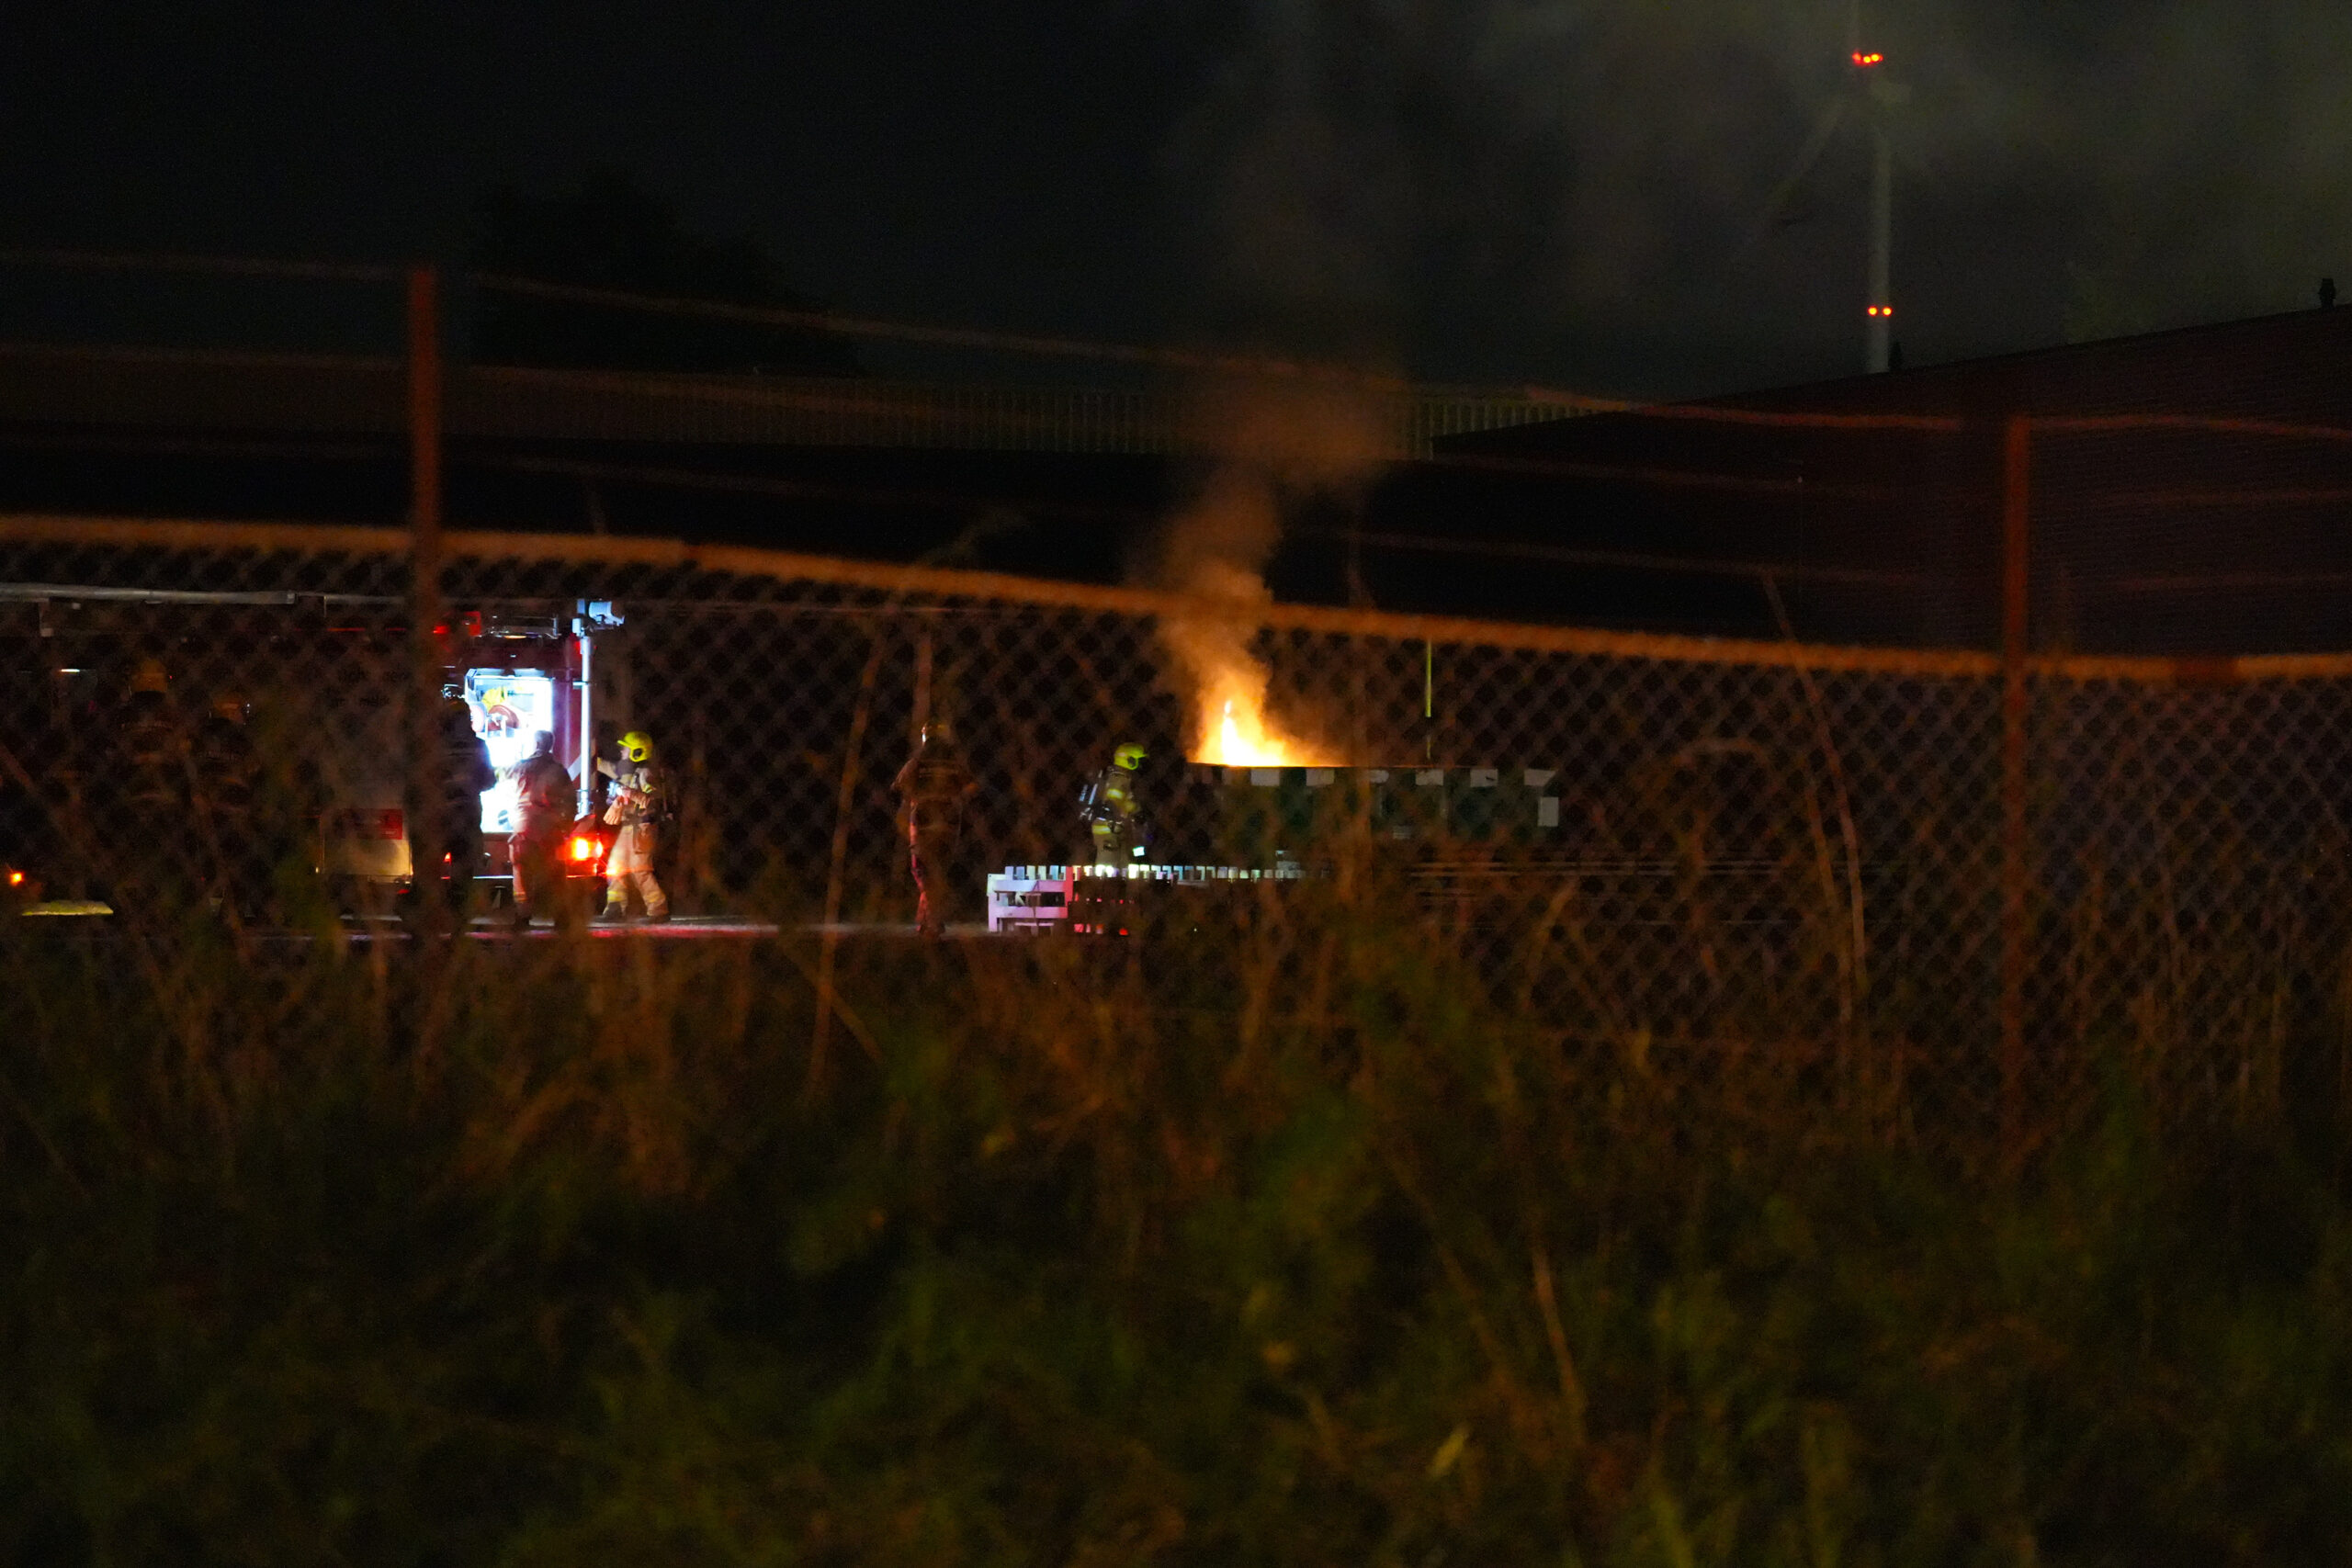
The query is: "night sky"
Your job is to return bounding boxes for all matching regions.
[2,0,2345,400]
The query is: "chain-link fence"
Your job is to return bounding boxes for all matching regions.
[6,514,2351,1164]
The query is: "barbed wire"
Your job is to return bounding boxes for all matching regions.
[0,244,1622,402]
[0,246,406,287]
[471,273,1447,396]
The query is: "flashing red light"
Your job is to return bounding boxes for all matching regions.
[570,835,599,863]
[329,807,404,840]
[6,870,23,887]
[1867,304,1894,318]
[1851,51,1883,66]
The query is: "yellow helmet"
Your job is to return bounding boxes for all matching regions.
[620,730,655,763]
[1114,741,1147,771]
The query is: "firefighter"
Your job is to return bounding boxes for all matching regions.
[506,729,577,931]
[436,696,495,919]
[1079,740,1151,867]
[599,729,670,923]
[193,692,265,919]
[118,658,184,817]
[111,658,189,907]
[893,719,977,939]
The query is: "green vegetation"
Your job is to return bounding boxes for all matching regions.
[6,899,2352,1565]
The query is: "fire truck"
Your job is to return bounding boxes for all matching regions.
[316,599,631,913]
[0,581,632,919]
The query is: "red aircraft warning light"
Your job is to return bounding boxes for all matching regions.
[1851,51,1884,67]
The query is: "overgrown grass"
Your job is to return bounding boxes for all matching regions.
[6,897,2352,1566]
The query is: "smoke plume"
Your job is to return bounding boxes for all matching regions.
[1153,383,1385,763]
[1148,0,2352,746]
[1162,0,2352,392]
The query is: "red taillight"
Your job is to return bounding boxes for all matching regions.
[570,835,598,863]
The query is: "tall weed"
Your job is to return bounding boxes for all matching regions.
[4,903,2351,1565]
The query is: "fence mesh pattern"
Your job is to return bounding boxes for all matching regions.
[4,520,2350,1157]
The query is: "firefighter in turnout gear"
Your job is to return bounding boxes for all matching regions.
[193,693,265,919]
[436,696,496,918]
[599,729,669,922]
[893,719,977,939]
[118,659,185,818]
[506,729,577,931]
[111,658,190,908]
[1079,740,1151,867]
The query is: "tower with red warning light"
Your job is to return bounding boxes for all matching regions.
[1746,2,1912,374]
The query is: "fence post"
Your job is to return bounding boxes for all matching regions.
[910,627,933,747]
[1999,414,2031,1166]
[406,265,447,943]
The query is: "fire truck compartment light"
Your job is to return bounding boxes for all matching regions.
[329,808,404,840]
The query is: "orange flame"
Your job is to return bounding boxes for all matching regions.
[1156,386,1379,770]
[1192,676,1328,767]
[1200,699,1304,767]
[1161,580,1330,766]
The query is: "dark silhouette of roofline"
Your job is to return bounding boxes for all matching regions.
[1446,303,2352,450]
